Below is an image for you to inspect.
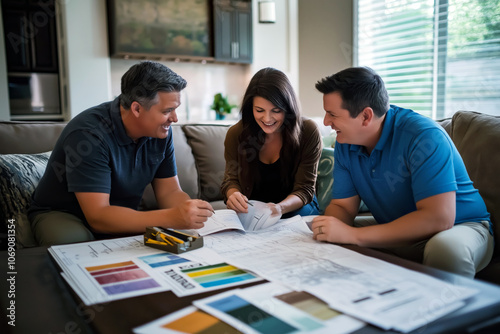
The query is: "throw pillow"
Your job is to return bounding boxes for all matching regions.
[0,151,51,248]
[316,147,335,213]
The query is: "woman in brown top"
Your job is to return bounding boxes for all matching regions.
[221,67,322,219]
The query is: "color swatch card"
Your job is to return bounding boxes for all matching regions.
[163,262,263,297]
[237,282,364,334]
[81,259,167,300]
[74,252,204,304]
[193,290,310,334]
[133,306,243,334]
[56,243,226,305]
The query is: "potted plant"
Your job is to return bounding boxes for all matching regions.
[210,93,237,120]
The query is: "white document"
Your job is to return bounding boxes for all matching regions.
[197,200,281,236]
[203,217,478,333]
[48,235,158,268]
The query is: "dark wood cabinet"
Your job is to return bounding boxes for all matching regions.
[1,0,58,72]
[2,9,30,71]
[214,0,252,63]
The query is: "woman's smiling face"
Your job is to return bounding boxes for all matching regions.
[252,96,285,135]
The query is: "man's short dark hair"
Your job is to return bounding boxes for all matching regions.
[119,61,187,110]
[315,67,389,118]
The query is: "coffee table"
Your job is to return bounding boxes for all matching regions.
[1,245,500,334]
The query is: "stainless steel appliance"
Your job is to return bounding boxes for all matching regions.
[8,72,61,116]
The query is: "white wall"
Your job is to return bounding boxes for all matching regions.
[0,6,10,121]
[251,0,299,91]
[58,0,112,119]
[110,59,251,122]
[298,0,353,118]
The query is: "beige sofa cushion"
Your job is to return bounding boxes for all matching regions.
[450,111,500,251]
[182,124,230,201]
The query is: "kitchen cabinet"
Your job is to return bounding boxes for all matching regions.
[213,0,252,63]
[1,0,58,72]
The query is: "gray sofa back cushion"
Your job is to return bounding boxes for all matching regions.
[182,124,230,201]
[450,111,500,252]
[0,121,66,154]
[139,125,201,211]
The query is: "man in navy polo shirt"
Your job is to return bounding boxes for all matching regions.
[29,61,214,246]
[311,67,493,278]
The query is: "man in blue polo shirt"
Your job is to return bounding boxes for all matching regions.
[311,67,493,277]
[29,61,214,246]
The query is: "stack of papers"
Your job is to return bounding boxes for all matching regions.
[49,236,261,305]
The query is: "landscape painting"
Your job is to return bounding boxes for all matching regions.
[108,0,211,58]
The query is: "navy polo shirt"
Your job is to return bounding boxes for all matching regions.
[29,97,177,225]
[332,105,491,228]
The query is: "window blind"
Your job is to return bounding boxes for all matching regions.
[355,0,500,119]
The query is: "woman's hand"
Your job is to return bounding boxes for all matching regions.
[267,203,283,218]
[226,191,249,213]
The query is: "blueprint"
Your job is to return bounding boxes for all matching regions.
[203,216,477,332]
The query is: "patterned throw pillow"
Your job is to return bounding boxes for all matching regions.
[0,151,51,248]
[316,147,335,214]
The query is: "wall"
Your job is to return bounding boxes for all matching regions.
[110,59,251,122]
[298,0,353,118]
[57,0,112,119]
[0,6,9,121]
[252,0,299,91]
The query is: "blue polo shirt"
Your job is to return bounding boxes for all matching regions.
[29,97,177,226]
[332,105,491,228]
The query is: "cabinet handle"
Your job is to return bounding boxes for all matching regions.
[231,42,240,59]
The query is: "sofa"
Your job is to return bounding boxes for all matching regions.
[0,110,498,285]
[0,120,335,246]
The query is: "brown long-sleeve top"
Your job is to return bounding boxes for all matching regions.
[221,118,322,205]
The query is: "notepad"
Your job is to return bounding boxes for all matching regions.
[197,200,281,236]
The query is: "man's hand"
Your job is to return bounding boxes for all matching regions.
[311,216,356,244]
[226,191,249,213]
[169,199,214,229]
